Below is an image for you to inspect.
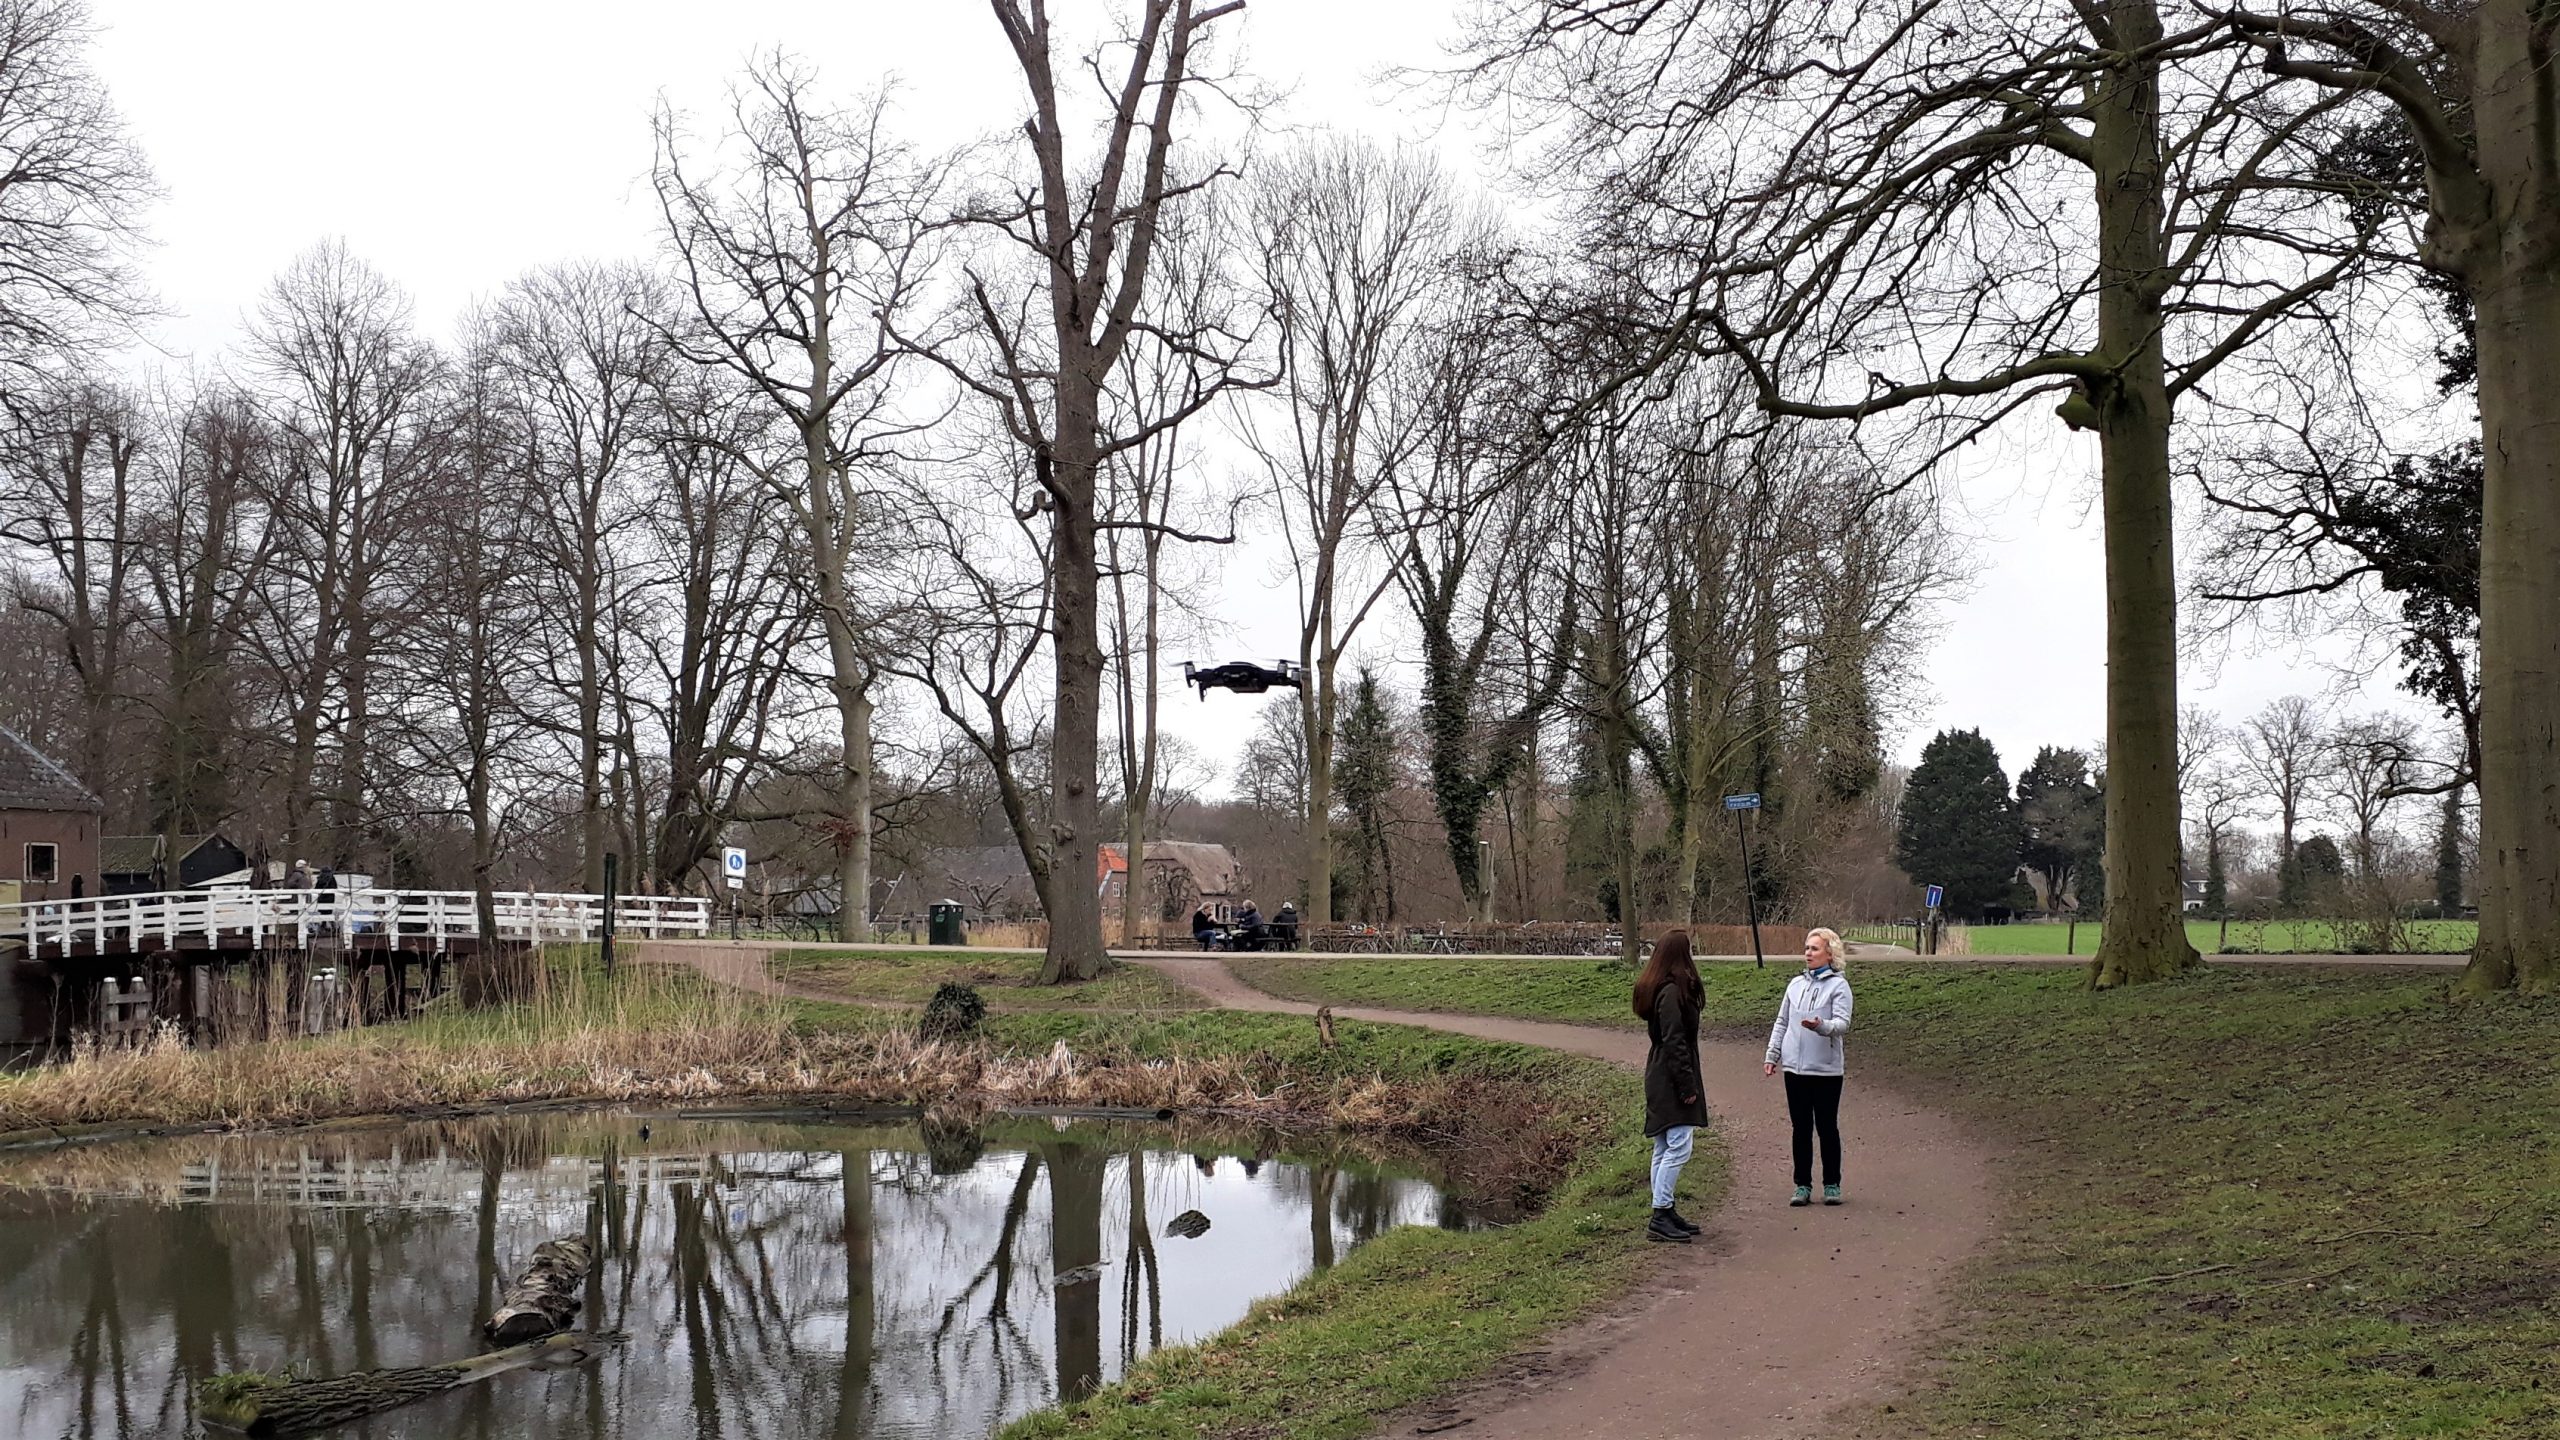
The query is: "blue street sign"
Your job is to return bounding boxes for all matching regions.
[1924,884,1945,910]
[1723,792,1762,811]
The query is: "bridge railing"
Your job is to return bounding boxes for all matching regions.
[0,887,714,956]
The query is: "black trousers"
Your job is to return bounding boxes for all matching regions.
[1783,1071,1845,1186]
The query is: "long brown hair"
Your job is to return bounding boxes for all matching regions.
[1632,929,1702,1018]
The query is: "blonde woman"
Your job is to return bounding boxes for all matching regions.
[1763,927,1853,1206]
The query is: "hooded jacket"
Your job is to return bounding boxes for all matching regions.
[1644,981,1710,1136]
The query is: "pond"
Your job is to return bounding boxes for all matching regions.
[0,1109,1474,1438]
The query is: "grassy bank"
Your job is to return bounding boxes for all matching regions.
[1949,917,2477,955]
[988,1011,1684,1440]
[1240,956,2560,1436]
[772,946,1199,1010]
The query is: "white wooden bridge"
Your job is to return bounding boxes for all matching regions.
[0,886,714,959]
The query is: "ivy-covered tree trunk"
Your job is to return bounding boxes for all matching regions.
[2435,785,2464,917]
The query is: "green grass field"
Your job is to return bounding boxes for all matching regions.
[1231,957,2560,1437]
[771,946,1202,1010]
[1949,918,2478,956]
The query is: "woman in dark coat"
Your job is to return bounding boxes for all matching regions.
[1634,929,1709,1243]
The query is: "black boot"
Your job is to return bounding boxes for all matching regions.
[1663,1206,1702,1235]
[1646,1208,1693,1243]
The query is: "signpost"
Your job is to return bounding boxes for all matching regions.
[1923,883,1944,955]
[722,848,746,941]
[600,853,619,975]
[1724,794,1766,968]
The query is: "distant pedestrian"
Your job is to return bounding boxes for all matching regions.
[288,859,312,890]
[1635,928,1708,1243]
[1764,927,1854,1206]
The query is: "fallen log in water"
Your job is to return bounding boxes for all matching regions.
[485,1237,594,1344]
[201,1332,614,1436]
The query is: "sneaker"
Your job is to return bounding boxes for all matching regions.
[1823,1184,1844,1206]
[1789,1185,1813,1208]
[1647,1209,1694,1243]
[1664,1206,1702,1235]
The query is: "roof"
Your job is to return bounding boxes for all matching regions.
[1140,841,1241,897]
[0,725,100,813]
[102,833,228,874]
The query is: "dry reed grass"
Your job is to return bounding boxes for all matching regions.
[0,948,1587,1173]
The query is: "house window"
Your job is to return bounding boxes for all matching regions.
[24,842,59,884]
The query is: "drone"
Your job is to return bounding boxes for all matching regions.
[1181,659,1304,700]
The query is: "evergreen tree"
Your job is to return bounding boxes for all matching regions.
[1894,729,2023,919]
[2295,835,2347,912]
[2016,746,2105,910]
[1331,669,1399,923]
[2435,784,2466,915]
[2202,832,2228,918]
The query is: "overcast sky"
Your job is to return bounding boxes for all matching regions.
[87,1,2433,787]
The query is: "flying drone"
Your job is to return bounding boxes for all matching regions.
[1181,659,1304,700]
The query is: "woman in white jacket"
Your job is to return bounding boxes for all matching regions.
[1763,927,1853,1206]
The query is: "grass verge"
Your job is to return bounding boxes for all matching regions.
[1239,956,2560,1437]
[1238,954,1647,1026]
[772,946,1200,1010]
[1948,917,2477,956]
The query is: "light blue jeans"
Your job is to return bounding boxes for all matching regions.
[1649,1124,1695,1209]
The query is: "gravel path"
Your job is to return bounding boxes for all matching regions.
[1131,955,2000,1440]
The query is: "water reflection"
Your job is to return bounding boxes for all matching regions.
[0,1113,1464,1439]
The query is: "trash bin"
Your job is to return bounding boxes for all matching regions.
[928,901,966,947]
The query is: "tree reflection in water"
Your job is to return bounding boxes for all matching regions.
[0,1113,1457,1439]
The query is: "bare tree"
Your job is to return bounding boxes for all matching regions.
[491,261,668,892]
[241,241,442,867]
[653,54,946,940]
[1101,200,1240,944]
[1463,0,2381,984]
[1241,136,1475,926]
[2217,2,2560,992]
[938,0,1256,981]
[2,374,141,797]
[2324,713,2417,878]
[136,379,279,848]
[0,0,152,391]
[2179,706,2251,915]
[2239,695,2331,907]
[635,372,807,893]
[1385,279,1573,919]
[392,316,542,937]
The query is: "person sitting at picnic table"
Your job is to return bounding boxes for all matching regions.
[1234,900,1266,949]
[1271,900,1299,950]
[1191,906,1220,950]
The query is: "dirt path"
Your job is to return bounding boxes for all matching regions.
[1133,955,1998,1440]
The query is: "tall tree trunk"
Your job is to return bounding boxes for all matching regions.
[337,605,372,870]
[1301,646,1338,926]
[2084,1,2199,988]
[2464,236,2560,993]
[1747,563,1783,914]
[578,584,605,894]
[1516,726,1544,920]
[1040,412,1108,982]
[1112,522,1164,947]
[837,686,874,943]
